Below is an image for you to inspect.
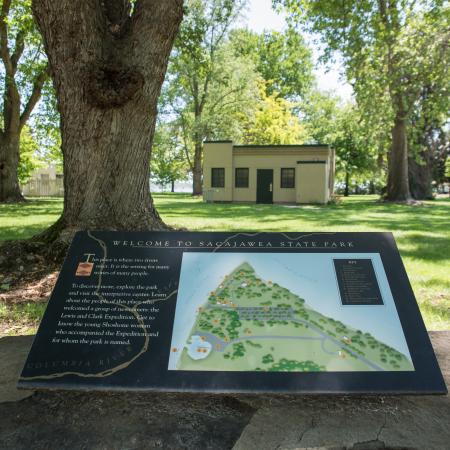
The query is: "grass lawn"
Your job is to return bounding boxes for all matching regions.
[0,198,63,241]
[1,194,449,331]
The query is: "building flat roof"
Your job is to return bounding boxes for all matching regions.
[203,141,329,147]
[233,144,329,148]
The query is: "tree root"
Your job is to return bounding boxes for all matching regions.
[0,211,174,285]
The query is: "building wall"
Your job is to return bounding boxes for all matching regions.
[233,153,298,203]
[31,165,59,180]
[203,141,233,201]
[203,142,334,204]
[296,162,327,203]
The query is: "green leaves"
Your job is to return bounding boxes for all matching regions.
[1,0,50,134]
[18,125,42,183]
[239,83,308,145]
[277,0,450,198]
[161,0,316,176]
[2,0,45,83]
[159,0,260,174]
[230,27,314,100]
[277,0,449,121]
[301,89,340,145]
[150,122,189,188]
[333,104,379,182]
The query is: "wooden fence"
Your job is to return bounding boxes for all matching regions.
[21,178,64,197]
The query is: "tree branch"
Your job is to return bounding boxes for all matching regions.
[211,97,244,114]
[378,0,388,27]
[179,113,193,171]
[11,29,26,73]
[207,87,243,115]
[199,70,212,114]
[132,0,183,64]
[198,2,243,112]
[1,3,21,136]
[0,0,13,75]
[19,65,49,132]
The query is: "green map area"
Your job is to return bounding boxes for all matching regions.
[177,262,414,372]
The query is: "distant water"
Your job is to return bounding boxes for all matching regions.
[150,181,193,193]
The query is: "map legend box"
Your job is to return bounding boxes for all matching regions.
[333,259,384,306]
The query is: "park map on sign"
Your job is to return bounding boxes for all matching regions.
[176,262,414,372]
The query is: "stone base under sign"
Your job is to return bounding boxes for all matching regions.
[0,332,448,450]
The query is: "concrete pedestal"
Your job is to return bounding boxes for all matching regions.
[0,332,448,450]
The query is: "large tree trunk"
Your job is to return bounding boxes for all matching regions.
[386,114,411,201]
[409,153,434,200]
[0,134,24,202]
[32,0,183,245]
[192,141,202,196]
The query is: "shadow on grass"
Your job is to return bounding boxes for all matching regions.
[0,199,62,222]
[155,196,450,226]
[395,234,450,262]
[0,198,63,241]
[154,195,450,265]
[1,194,448,329]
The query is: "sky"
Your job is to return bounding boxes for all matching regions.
[241,0,353,101]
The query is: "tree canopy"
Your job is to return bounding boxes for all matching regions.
[0,0,49,202]
[275,0,450,201]
[230,27,313,100]
[3,0,448,209]
[239,83,308,145]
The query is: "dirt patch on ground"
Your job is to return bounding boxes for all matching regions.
[0,268,58,336]
[0,271,58,303]
[0,238,61,284]
[0,240,60,336]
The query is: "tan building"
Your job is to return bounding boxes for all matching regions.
[203,141,335,204]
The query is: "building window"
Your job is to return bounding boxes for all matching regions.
[235,168,249,188]
[281,168,295,188]
[211,168,225,188]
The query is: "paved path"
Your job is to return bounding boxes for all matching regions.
[289,317,385,371]
[320,337,340,356]
[193,331,323,353]
[201,304,385,371]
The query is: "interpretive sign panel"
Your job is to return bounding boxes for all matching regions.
[19,231,446,394]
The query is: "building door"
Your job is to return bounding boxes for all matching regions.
[256,169,273,203]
